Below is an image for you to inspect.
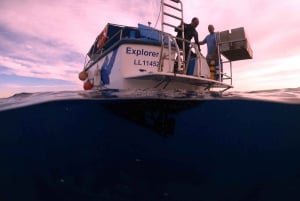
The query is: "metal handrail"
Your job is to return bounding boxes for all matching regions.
[84,29,124,71]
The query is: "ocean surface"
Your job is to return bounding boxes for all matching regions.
[0,88,300,201]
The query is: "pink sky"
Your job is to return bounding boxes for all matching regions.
[0,0,300,98]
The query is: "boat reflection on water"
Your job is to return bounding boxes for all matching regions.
[102,99,202,137]
[79,88,210,137]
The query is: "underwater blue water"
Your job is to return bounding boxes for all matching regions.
[0,88,300,201]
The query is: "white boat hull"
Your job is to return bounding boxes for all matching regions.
[84,42,232,92]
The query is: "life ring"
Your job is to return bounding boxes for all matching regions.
[97,26,108,49]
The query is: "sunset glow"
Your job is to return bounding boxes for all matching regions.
[1,0,300,97]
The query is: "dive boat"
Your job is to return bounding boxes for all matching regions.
[79,0,253,93]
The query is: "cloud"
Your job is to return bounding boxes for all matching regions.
[0,0,300,97]
[232,55,300,91]
[0,24,83,84]
[186,0,300,92]
[186,0,300,60]
[0,0,162,81]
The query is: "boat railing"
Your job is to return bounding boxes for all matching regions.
[83,24,233,86]
[216,32,233,85]
[84,28,126,70]
[96,29,124,56]
[158,32,181,73]
[219,59,233,85]
[159,32,206,76]
[159,31,235,86]
[158,32,201,74]
[208,37,233,85]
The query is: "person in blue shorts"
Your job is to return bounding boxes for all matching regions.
[199,24,221,80]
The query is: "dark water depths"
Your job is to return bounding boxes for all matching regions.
[0,88,300,201]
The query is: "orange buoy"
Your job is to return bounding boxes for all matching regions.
[83,80,93,90]
[79,71,88,81]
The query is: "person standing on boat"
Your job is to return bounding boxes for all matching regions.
[175,17,200,63]
[199,24,221,80]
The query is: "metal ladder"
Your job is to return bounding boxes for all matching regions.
[159,0,185,73]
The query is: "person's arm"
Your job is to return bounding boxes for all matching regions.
[174,21,184,32]
[194,32,199,44]
[194,31,201,51]
[199,37,206,45]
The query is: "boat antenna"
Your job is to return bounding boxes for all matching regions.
[153,1,162,29]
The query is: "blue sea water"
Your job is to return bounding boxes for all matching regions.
[0,88,300,201]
